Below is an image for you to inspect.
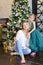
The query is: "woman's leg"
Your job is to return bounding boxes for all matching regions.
[16,41,32,63]
[16,40,26,63]
[23,48,31,55]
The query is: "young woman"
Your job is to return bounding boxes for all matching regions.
[28,14,43,53]
[11,21,31,64]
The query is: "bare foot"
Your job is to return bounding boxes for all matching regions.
[30,52,36,57]
[21,60,26,64]
[10,52,18,56]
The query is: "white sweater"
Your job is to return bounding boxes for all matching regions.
[16,30,30,49]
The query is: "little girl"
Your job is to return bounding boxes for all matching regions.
[28,14,43,53]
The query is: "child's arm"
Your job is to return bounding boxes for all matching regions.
[29,22,36,34]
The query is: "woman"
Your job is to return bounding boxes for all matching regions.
[28,14,43,53]
[11,21,31,64]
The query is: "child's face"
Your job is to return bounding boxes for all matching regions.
[23,22,29,32]
[29,14,35,21]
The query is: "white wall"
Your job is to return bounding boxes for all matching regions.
[0,0,32,18]
[0,0,13,18]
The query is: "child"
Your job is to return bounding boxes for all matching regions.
[28,14,43,53]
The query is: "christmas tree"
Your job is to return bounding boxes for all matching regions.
[8,0,30,30]
[7,0,30,40]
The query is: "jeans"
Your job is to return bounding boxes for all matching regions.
[14,40,31,56]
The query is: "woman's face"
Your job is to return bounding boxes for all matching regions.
[23,22,29,32]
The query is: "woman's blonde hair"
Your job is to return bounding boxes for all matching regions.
[22,20,29,28]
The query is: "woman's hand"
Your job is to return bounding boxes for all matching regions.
[13,37,16,41]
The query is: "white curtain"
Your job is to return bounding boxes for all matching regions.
[28,0,32,13]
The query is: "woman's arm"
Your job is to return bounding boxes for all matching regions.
[29,21,36,34]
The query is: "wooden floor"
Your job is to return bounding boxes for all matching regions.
[0,46,43,65]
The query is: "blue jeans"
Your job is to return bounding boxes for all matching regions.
[14,40,31,56]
